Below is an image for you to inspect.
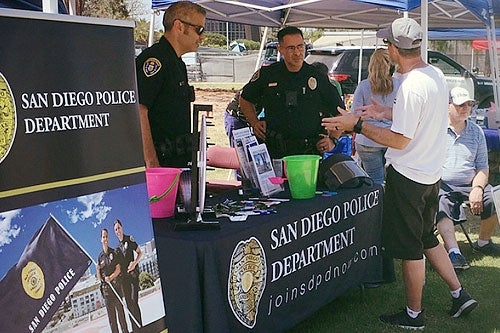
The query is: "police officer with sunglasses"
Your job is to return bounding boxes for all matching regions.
[136,1,206,168]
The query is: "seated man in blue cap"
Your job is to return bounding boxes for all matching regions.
[436,86,500,271]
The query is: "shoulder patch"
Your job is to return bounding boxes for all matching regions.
[250,69,260,82]
[143,57,162,77]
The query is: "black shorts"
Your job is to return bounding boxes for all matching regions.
[436,182,496,223]
[382,165,440,260]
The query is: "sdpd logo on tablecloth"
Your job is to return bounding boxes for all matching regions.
[228,237,267,328]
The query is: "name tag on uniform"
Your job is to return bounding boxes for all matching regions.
[268,82,278,87]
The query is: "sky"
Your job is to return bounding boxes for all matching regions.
[0,183,155,279]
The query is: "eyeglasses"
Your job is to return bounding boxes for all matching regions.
[177,19,205,35]
[383,38,392,45]
[284,43,306,52]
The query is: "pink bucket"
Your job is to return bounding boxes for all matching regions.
[146,167,182,218]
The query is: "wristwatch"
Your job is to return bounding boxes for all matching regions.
[353,117,363,134]
[328,135,339,146]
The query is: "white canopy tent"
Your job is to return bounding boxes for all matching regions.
[149,0,498,30]
[148,0,499,123]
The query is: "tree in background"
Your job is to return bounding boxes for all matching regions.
[81,0,129,20]
[65,0,148,20]
[64,0,152,44]
[304,28,324,43]
[139,271,155,290]
[135,18,151,44]
[201,32,227,48]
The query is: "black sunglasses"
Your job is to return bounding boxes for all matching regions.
[383,38,392,45]
[177,19,205,35]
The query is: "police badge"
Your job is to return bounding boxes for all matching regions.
[21,261,45,299]
[143,57,162,77]
[308,76,317,90]
[227,237,267,328]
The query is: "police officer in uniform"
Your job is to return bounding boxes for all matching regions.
[240,26,344,159]
[114,219,142,331]
[136,1,206,168]
[97,228,127,333]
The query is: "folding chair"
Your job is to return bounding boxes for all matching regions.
[457,201,476,251]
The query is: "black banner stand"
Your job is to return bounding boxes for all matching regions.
[175,104,220,231]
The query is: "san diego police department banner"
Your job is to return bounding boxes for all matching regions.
[0,9,167,333]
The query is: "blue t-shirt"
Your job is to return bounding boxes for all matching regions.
[442,120,488,185]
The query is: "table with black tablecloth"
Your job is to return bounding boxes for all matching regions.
[153,184,383,333]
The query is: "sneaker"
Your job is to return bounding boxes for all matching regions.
[380,309,425,330]
[448,288,478,318]
[449,252,470,271]
[474,240,500,256]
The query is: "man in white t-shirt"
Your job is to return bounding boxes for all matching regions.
[322,18,477,330]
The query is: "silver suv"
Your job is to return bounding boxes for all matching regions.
[305,46,494,108]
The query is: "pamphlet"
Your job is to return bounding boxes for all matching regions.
[232,127,259,186]
[248,144,283,196]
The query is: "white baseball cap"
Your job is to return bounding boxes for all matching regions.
[450,87,475,105]
[377,18,423,50]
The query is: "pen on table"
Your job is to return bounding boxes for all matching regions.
[256,209,277,215]
[316,191,337,196]
[249,197,289,202]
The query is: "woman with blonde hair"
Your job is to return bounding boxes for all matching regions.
[351,48,400,185]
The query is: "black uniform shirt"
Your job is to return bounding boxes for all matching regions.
[136,36,194,167]
[98,247,121,280]
[116,234,139,276]
[241,61,344,157]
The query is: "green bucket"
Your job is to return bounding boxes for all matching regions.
[283,155,321,199]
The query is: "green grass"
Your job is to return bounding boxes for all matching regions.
[288,220,500,332]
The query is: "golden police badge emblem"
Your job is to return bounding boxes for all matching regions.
[0,73,16,164]
[21,261,45,299]
[308,76,317,90]
[228,237,266,328]
[143,58,162,77]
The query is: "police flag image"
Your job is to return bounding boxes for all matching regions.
[0,216,92,333]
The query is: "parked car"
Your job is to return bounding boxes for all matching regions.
[304,46,494,108]
[261,41,312,67]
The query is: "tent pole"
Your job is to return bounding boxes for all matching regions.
[357,30,364,85]
[487,10,500,131]
[421,0,428,62]
[226,22,230,50]
[255,27,269,72]
[149,11,156,47]
[42,0,58,13]
[471,48,474,72]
